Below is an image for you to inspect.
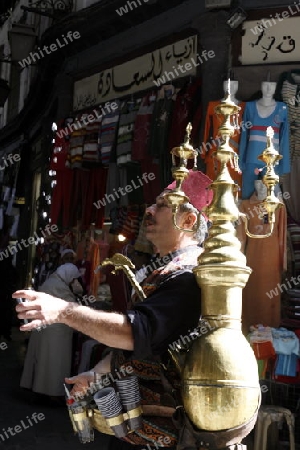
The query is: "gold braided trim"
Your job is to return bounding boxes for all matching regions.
[106,414,125,427]
[87,404,176,435]
[126,406,143,420]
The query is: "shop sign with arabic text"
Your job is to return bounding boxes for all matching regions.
[240,17,299,65]
[73,35,197,110]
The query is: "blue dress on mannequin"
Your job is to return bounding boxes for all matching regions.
[239,101,290,199]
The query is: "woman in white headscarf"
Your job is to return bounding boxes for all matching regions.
[20,263,83,401]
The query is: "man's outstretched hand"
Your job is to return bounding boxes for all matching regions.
[13,289,69,331]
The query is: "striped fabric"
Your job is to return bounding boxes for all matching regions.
[67,116,87,169]
[287,214,300,277]
[99,106,120,166]
[282,80,300,162]
[116,100,141,165]
[82,114,102,167]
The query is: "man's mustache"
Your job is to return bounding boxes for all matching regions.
[145,215,156,226]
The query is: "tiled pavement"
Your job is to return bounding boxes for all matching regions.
[0,326,111,450]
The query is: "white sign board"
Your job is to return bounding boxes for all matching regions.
[73,35,198,110]
[240,16,300,65]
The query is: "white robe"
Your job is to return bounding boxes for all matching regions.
[20,274,77,396]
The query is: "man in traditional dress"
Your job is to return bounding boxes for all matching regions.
[14,171,212,450]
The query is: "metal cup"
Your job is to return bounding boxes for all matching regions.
[115,377,143,431]
[93,387,128,438]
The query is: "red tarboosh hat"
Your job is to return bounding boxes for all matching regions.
[166,170,213,211]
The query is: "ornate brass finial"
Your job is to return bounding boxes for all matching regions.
[163,123,201,232]
[258,126,283,223]
[240,126,283,237]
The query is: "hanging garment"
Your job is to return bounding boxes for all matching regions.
[168,78,202,152]
[237,193,287,334]
[50,120,75,228]
[279,74,300,221]
[99,102,121,166]
[271,327,299,377]
[82,115,102,167]
[287,214,300,278]
[132,93,156,161]
[67,116,87,169]
[116,99,140,165]
[202,99,245,190]
[81,167,108,230]
[239,101,290,199]
[248,325,276,378]
[50,169,74,228]
[149,85,176,189]
[50,121,71,171]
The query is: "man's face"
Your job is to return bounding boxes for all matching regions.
[144,193,182,249]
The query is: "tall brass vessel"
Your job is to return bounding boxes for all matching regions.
[181,90,262,432]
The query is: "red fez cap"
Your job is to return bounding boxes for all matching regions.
[166,170,213,211]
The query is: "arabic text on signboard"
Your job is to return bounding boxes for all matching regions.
[240,17,299,64]
[73,35,198,110]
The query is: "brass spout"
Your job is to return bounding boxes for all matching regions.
[100,253,147,301]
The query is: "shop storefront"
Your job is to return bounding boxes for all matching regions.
[0,1,300,446]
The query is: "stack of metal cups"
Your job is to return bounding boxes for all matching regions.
[115,376,142,431]
[93,375,142,437]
